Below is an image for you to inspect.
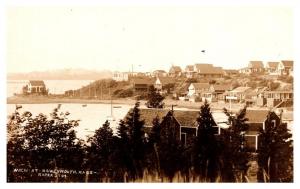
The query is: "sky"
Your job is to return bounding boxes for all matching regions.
[6,6,293,73]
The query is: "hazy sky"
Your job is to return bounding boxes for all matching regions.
[7,6,293,73]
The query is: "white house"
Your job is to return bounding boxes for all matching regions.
[187,83,210,97]
[26,80,46,94]
[277,60,293,76]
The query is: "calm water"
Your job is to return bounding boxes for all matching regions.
[7,103,132,140]
[7,80,94,97]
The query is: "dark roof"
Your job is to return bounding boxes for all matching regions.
[194,64,224,74]
[131,77,154,85]
[266,62,279,68]
[249,61,264,68]
[125,108,220,128]
[185,65,194,72]
[135,108,169,126]
[29,80,45,86]
[281,60,293,67]
[173,110,199,127]
[245,109,269,123]
[169,66,182,73]
[191,83,210,90]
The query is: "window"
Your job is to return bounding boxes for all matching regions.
[181,133,187,146]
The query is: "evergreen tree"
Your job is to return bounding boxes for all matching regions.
[158,110,184,181]
[124,101,146,180]
[146,85,165,108]
[144,116,161,177]
[192,100,221,182]
[222,107,250,182]
[257,113,293,182]
[87,120,114,181]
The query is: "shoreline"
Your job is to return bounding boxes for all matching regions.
[7,96,257,112]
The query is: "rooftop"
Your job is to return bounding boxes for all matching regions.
[230,86,251,93]
[191,83,210,90]
[249,61,264,68]
[266,62,279,68]
[245,109,269,123]
[29,80,45,86]
[281,60,293,67]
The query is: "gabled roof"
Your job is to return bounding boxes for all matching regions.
[281,60,293,68]
[230,87,251,93]
[185,65,195,72]
[29,80,45,86]
[169,66,182,73]
[245,109,269,123]
[194,64,224,74]
[134,108,169,126]
[249,61,264,68]
[173,110,199,127]
[266,62,279,68]
[191,83,210,90]
[157,77,175,85]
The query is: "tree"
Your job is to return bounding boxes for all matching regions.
[257,113,293,182]
[146,86,165,108]
[87,120,114,181]
[222,107,250,182]
[7,105,85,182]
[192,100,221,182]
[124,101,146,180]
[158,110,184,181]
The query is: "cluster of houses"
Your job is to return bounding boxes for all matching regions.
[113,60,293,82]
[125,108,283,151]
[112,60,293,108]
[240,60,293,76]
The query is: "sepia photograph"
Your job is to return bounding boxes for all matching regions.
[3,0,296,184]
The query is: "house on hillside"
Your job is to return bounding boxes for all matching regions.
[24,80,47,95]
[130,77,154,92]
[185,65,196,78]
[194,64,224,78]
[202,84,232,102]
[187,83,210,101]
[228,87,252,102]
[169,66,182,77]
[263,90,293,108]
[244,110,281,151]
[154,77,175,93]
[240,61,264,75]
[113,71,146,81]
[152,70,168,77]
[248,61,264,73]
[277,60,293,76]
[265,62,279,75]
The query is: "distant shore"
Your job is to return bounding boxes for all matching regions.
[7,95,255,112]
